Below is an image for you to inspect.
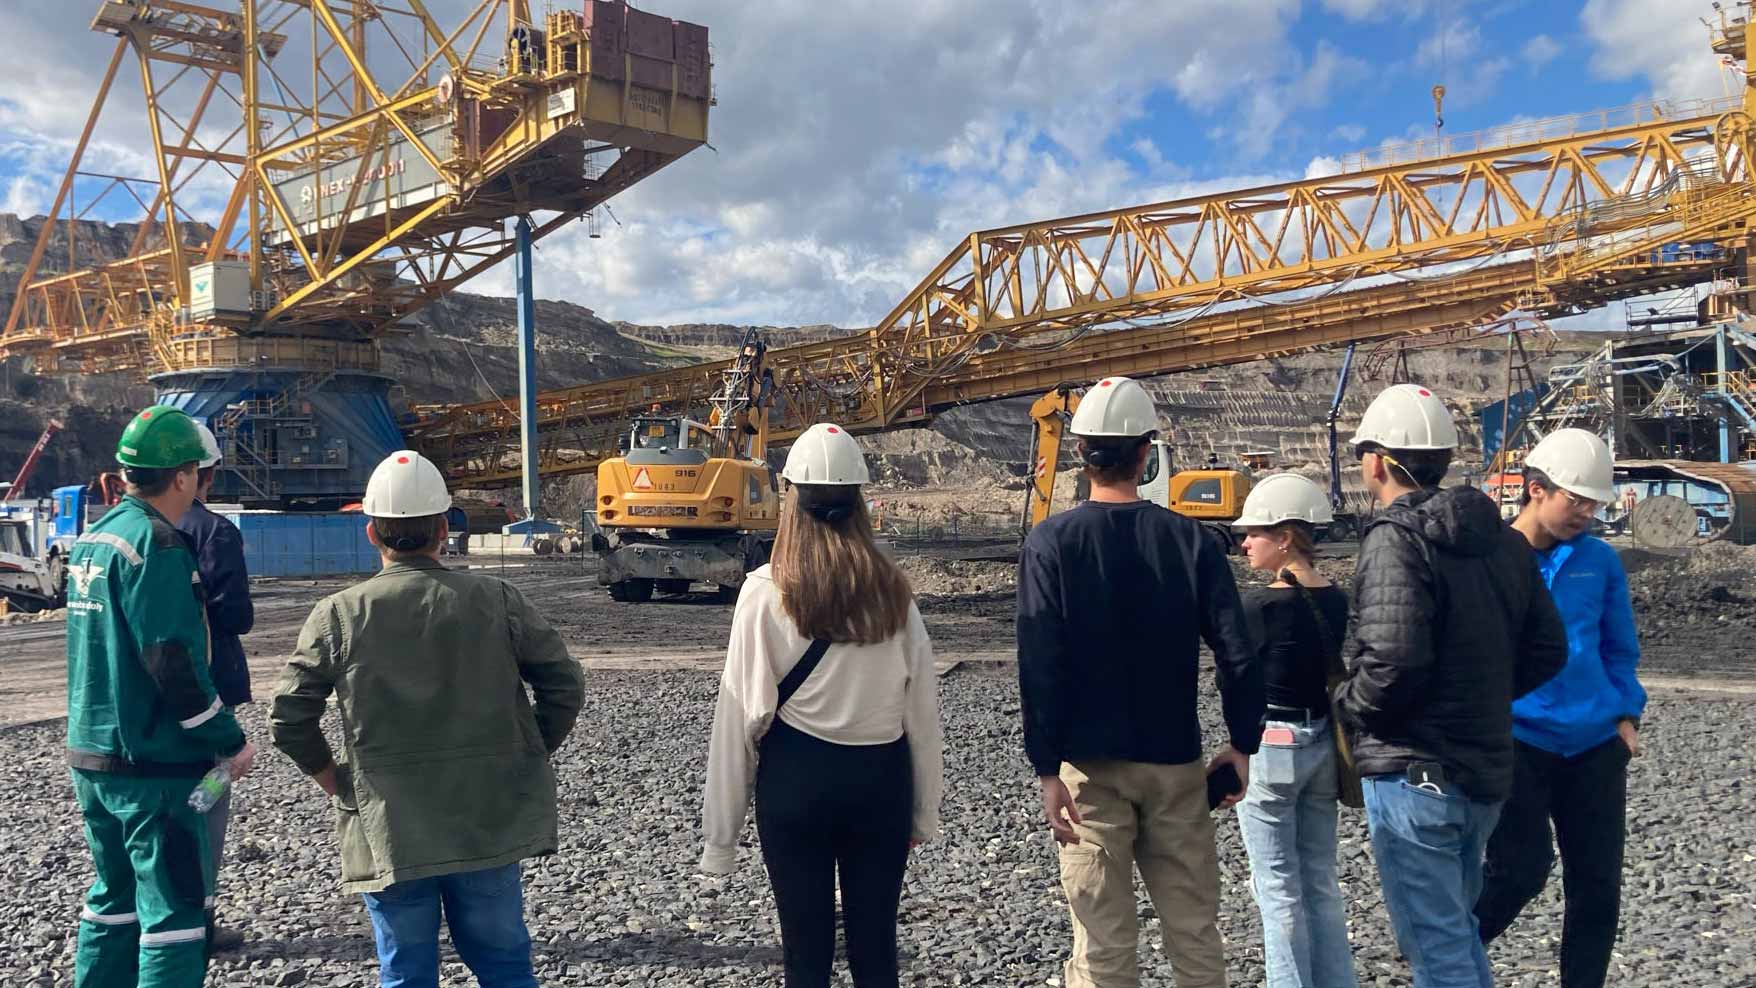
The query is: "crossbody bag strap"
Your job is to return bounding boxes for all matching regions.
[776,638,833,709]
[1289,581,1344,681]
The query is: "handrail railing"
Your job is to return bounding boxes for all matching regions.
[1339,96,1738,174]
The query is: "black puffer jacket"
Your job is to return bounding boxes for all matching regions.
[1335,486,1567,801]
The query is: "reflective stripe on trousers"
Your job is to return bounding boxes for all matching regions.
[72,769,214,988]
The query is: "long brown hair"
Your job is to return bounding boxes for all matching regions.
[771,484,914,644]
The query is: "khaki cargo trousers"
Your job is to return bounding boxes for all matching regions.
[1057,759,1226,988]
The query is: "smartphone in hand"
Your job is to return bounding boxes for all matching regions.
[1206,762,1243,811]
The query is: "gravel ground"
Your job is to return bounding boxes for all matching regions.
[3,670,1753,987]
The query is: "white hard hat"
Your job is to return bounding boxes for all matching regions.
[1525,428,1616,503]
[1349,383,1459,451]
[781,423,869,485]
[362,450,453,517]
[1069,377,1158,438]
[1232,473,1335,528]
[194,422,222,468]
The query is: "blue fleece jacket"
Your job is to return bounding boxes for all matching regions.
[1512,533,1645,758]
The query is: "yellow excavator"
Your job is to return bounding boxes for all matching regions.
[591,332,781,601]
[1022,384,1255,546]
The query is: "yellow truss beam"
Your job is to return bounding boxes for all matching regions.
[412,98,1756,487]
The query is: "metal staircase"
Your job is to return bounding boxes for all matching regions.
[214,366,340,500]
[1707,369,1756,435]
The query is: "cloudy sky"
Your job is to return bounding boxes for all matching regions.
[0,0,1732,328]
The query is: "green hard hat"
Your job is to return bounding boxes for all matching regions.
[116,406,207,469]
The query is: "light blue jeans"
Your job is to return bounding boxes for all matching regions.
[360,862,537,988]
[1237,717,1358,988]
[1362,774,1502,988]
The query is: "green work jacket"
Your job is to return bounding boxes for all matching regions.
[270,557,584,893]
[66,495,245,771]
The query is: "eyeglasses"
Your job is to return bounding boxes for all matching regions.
[1356,445,1411,477]
[1558,489,1602,514]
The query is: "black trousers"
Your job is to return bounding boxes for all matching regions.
[755,719,913,988]
[1476,736,1631,988]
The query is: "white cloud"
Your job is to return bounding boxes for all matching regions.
[1330,123,1367,144]
[1582,0,1729,102]
[1521,34,1562,71]
[1220,41,1370,160]
[1413,19,1511,110]
[0,0,1346,327]
[1304,155,1344,179]
[1319,0,1400,20]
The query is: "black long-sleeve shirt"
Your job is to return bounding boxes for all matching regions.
[1016,500,1264,777]
[1241,585,1349,711]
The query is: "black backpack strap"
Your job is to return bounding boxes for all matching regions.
[776,639,833,709]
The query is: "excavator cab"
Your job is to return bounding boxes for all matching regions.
[1136,443,1254,525]
[622,416,715,462]
[1163,469,1254,521]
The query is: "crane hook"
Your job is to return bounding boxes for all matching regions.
[1432,84,1447,132]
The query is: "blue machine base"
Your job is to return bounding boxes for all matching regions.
[153,368,404,504]
[501,517,563,536]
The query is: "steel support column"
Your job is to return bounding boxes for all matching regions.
[504,215,559,536]
[1720,326,1734,463]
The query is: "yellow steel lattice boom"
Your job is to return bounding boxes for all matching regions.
[415,17,1756,489]
[0,0,712,377]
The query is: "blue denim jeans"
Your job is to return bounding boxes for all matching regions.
[1362,775,1502,988]
[1237,718,1358,988]
[360,862,537,988]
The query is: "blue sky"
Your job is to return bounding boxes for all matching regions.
[0,0,1729,327]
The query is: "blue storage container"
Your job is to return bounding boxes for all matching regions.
[220,510,379,578]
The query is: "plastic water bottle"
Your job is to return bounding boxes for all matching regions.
[187,764,231,814]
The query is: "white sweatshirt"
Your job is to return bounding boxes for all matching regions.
[698,564,944,874]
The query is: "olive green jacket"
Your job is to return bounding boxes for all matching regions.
[270,558,584,893]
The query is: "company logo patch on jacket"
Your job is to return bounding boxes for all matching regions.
[68,560,106,596]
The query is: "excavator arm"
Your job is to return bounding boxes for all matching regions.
[1021,385,1080,536]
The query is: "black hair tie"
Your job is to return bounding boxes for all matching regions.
[806,502,854,523]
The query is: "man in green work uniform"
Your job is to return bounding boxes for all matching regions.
[66,405,258,988]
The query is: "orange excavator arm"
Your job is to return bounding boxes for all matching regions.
[1021,386,1080,536]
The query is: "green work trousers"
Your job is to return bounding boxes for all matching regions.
[72,769,213,988]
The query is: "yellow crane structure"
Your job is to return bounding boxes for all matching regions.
[0,0,711,501]
[413,5,1756,489]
